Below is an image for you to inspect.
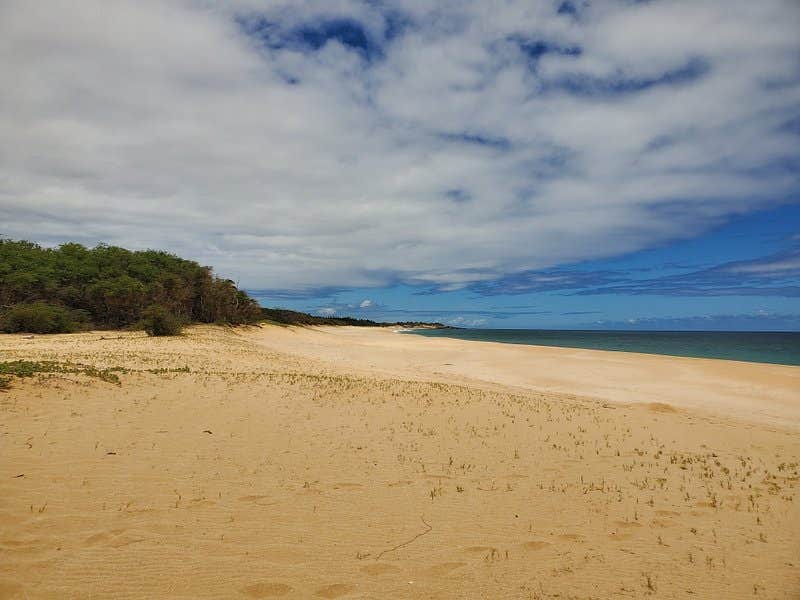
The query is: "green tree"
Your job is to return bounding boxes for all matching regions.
[0,238,261,332]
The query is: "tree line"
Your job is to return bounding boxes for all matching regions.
[260,307,445,328]
[0,239,261,334]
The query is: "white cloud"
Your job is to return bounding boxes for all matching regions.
[316,307,336,316]
[0,0,798,292]
[359,299,374,308]
[447,316,488,327]
[729,256,800,274]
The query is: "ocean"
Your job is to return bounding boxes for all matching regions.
[403,328,800,366]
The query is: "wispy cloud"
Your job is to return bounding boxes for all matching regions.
[575,248,800,297]
[1,1,798,292]
[445,316,488,327]
[466,246,800,298]
[472,269,623,295]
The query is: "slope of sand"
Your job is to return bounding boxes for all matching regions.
[1,325,798,599]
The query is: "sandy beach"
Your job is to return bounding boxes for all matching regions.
[1,324,798,599]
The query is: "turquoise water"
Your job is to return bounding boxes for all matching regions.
[405,329,800,366]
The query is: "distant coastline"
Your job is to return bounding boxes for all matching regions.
[260,307,449,329]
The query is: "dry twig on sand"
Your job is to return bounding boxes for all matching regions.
[375,516,432,560]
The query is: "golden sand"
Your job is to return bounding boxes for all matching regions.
[1,325,798,598]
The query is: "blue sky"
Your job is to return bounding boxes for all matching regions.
[254,203,800,329]
[1,1,799,329]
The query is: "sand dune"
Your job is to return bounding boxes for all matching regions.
[1,325,798,598]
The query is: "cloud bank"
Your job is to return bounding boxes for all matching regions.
[1,0,798,292]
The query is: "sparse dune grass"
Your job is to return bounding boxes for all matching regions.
[0,325,798,598]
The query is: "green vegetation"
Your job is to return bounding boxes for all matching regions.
[0,359,194,390]
[0,238,445,335]
[0,239,261,333]
[1,301,88,333]
[0,360,123,384]
[260,307,445,328]
[141,305,183,337]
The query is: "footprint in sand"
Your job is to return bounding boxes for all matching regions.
[360,563,399,576]
[522,541,550,551]
[651,518,676,528]
[655,510,681,517]
[425,562,467,577]
[557,533,584,542]
[314,583,356,598]
[242,582,293,598]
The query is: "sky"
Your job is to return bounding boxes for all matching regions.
[1,0,799,329]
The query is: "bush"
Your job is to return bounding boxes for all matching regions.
[0,302,87,334]
[1,239,264,329]
[142,305,183,336]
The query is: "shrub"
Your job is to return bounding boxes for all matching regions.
[141,305,183,336]
[0,302,87,334]
[0,239,263,329]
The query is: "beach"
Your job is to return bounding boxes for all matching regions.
[1,324,798,598]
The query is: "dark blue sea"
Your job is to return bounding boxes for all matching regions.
[404,329,800,366]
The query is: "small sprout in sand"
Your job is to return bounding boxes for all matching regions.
[33,502,48,514]
[429,483,443,500]
[643,573,656,592]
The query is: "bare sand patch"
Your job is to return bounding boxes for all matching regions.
[0,325,798,598]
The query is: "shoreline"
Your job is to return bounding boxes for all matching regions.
[398,327,800,367]
[251,325,800,431]
[1,324,799,598]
